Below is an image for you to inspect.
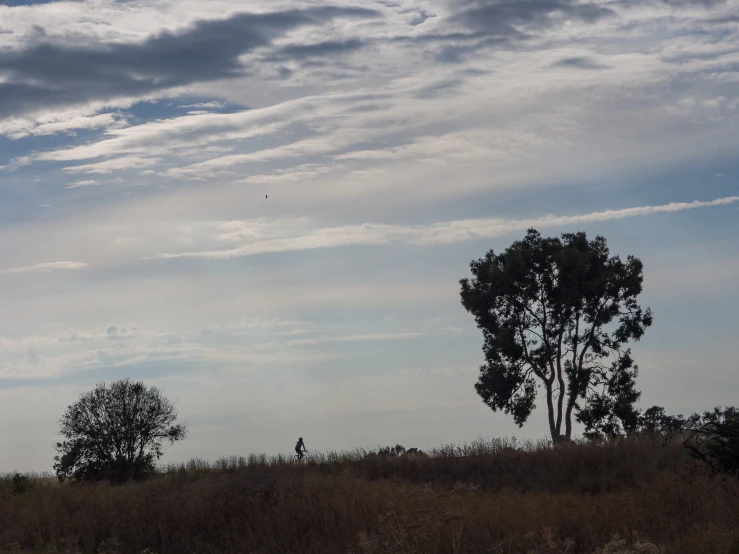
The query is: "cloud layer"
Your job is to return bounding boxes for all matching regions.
[0,6,379,118]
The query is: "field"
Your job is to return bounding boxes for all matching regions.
[1,434,738,554]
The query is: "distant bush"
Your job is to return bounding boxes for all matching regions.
[687,414,739,476]
[633,405,739,477]
[636,406,690,435]
[10,473,33,495]
[377,444,406,457]
[365,445,425,459]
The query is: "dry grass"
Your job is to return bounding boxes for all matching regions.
[1,434,738,554]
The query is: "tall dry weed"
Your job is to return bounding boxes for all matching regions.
[0,435,736,554]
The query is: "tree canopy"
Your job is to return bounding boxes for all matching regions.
[686,408,739,476]
[637,405,739,435]
[460,228,653,442]
[54,379,187,483]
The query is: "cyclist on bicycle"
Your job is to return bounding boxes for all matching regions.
[295,437,306,460]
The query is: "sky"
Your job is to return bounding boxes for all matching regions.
[0,0,738,472]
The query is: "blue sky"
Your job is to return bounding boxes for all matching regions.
[1,0,738,471]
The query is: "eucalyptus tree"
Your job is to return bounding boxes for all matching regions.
[460,229,653,442]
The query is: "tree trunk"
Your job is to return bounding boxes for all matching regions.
[565,403,574,440]
[554,380,565,440]
[545,383,561,442]
[564,389,578,440]
[554,334,565,436]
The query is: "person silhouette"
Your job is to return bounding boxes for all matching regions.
[295,437,306,460]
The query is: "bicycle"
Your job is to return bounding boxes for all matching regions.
[293,450,308,462]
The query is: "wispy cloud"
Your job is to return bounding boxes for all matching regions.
[28,102,304,164]
[0,112,125,139]
[178,101,227,109]
[63,157,162,174]
[152,196,739,260]
[0,318,452,381]
[0,261,89,275]
[66,180,100,189]
[287,332,425,346]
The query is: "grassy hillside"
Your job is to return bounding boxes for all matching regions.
[1,435,738,554]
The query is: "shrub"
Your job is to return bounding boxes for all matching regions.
[687,414,739,476]
[10,473,33,495]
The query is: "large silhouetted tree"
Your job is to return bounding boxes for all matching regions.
[460,229,653,442]
[54,379,187,483]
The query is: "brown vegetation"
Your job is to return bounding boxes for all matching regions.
[1,434,738,554]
